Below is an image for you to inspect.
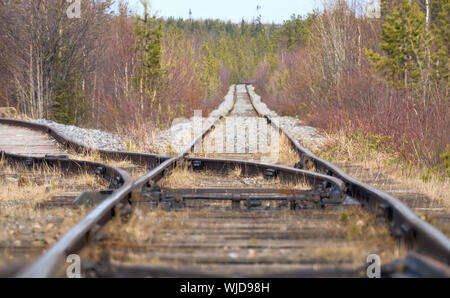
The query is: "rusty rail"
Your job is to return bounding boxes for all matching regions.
[0,151,134,277]
[0,118,170,168]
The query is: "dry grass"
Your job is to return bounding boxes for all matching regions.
[158,163,310,190]
[276,133,301,167]
[316,132,450,210]
[0,107,30,120]
[0,163,105,267]
[0,163,108,204]
[316,131,395,165]
[315,132,450,237]
[104,208,196,241]
[120,125,160,154]
[80,208,205,267]
[311,207,407,265]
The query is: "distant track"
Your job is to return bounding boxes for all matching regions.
[0,84,449,278]
[195,84,280,163]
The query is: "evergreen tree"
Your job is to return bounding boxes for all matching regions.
[380,0,402,18]
[134,0,164,115]
[366,0,433,95]
[430,0,448,23]
[200,44,219,97]
[431,0,449,92]
[381,0,447,24]
[281,14,315,49]
[53,75,85,125]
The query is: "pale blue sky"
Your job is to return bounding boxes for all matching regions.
[119,0,322,24]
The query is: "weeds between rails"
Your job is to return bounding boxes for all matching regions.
[0,162,108,268]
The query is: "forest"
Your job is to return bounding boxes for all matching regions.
[0,0,448,170]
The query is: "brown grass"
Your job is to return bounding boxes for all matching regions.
[0,163,106,267]
[310,207,407,266]
[120,125,161,154]
[0,163,108,204]
[0,107,30,120]
[315,132,450,238]
[0,163,105,267]
[158,163,310,190]
[276,133,301,167]
[79,208,204,267]
[317,132,450,210]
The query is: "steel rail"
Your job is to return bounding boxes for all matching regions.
[0,151,134,278]
[0,119,141,278]
[1,151,131,189]
[132,86,346,196]
[10,83,448,277]
[15,86,236,277]
[185,156,345,188]
[132,86,237,191]
[15,179,134,277]
[12,85,354,277]
[5,86,233,277]
[245,84,450,265]
[0,118,171,169]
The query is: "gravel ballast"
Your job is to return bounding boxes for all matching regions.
[156,85,327,155]
[31,119,126,151]
[30,84,325,154]
[155,85,236,153]
[247,85,326,151]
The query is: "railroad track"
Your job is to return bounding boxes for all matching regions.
[0,84,449,278]
[0,119,161,276]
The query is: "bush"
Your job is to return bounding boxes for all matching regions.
[256,2,449,170]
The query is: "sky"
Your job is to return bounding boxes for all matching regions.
[121,0,322,24]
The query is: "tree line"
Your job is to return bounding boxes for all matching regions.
[0,0,323,128]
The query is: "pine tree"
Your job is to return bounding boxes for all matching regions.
[381,0,447,24]
[380,0,401,18]
[281,14,315,49]
[431,0,449,92]
[134,0,164,115]
[430,0,448,23]
[53,73,85,125]
[200,44,219,97]
[366,0,433,96]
